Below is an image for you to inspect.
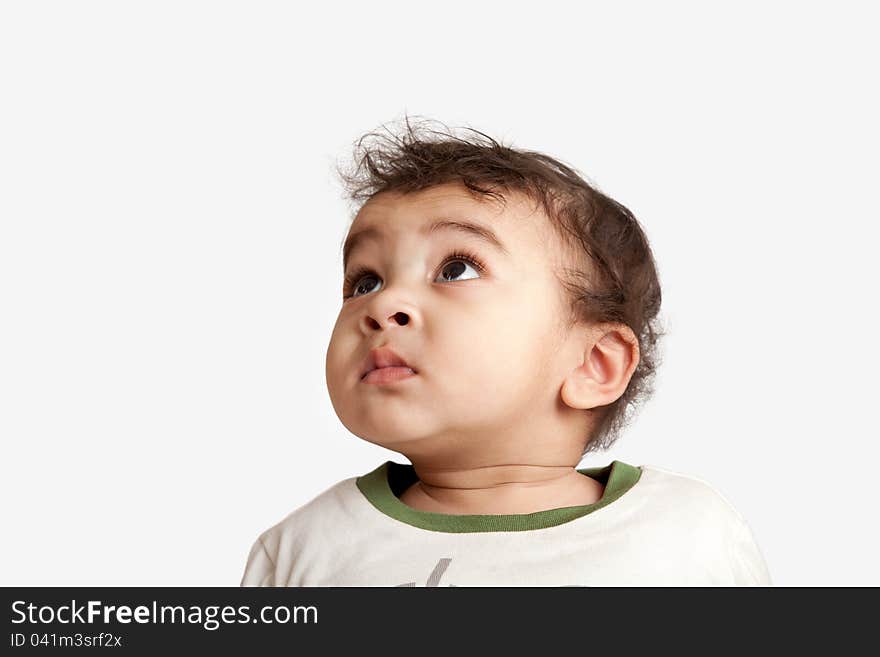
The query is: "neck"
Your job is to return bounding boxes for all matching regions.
[399,462,604,515]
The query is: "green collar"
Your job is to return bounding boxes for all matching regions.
[355,460,641,533]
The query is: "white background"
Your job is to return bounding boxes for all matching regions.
[1,1,877,586]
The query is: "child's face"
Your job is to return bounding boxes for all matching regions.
[325,182,587,462]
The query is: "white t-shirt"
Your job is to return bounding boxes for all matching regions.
[240,460,771,586]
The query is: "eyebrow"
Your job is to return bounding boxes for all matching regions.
[342,219,510,270]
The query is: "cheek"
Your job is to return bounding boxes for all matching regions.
[437,313,549,388]
[325,329,357,391]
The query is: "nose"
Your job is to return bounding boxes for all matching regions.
[364,310,410,331]
[359,283,417,333]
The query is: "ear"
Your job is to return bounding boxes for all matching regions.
[560,323,640,410]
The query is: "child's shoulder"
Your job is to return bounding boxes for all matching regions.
[635,462,753,530]
[250,474,361,546]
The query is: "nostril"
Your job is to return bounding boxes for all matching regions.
[394,312,409,325]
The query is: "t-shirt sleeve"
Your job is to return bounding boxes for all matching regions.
[240,537,277,587]
[727,518,772,586]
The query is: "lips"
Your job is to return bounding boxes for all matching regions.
[361,346,417,379]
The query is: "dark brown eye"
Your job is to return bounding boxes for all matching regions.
[342,250,485,300]
[351,274,380,297]
[439,259,479,282]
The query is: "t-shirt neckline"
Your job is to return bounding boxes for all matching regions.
[355,460,642,533]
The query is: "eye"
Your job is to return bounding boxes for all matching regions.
[346,272,381,299]
[343,250,485,300]
[437,255,482,283]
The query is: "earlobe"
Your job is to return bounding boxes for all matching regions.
[560,324,640,411]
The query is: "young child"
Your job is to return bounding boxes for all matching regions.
[240,117,771,586]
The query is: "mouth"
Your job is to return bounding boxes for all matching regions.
[361,366,417,384]
[360,345,418,381]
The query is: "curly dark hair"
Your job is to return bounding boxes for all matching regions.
[335,114,666,456]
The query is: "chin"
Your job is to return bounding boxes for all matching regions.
[355,417,434,446]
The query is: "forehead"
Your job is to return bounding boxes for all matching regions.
[343,183,552,269]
